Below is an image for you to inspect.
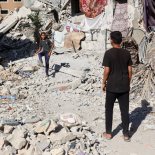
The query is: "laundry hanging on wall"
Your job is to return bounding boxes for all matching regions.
[111,1,129,37]
[80,0,107,18]
[143,0,155,32]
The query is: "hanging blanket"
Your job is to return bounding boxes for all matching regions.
[80,0,107,18]
[144,0,155,32]
[111,2,129,37]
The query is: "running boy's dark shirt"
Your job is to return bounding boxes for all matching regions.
[102,48,133,93]
[40,39,52,53]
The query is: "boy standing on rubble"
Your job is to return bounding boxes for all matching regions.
[36,32,54,77]
[102,31,132,142]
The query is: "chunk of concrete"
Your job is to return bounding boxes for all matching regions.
[4,125,14,134]
[50,129,76,145]
[50,148,65,155]
[34,120,50,134]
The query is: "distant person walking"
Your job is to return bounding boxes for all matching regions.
[36,32,54,77]
[102,31,132,142]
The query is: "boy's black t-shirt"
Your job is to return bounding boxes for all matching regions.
[102,48,133,93]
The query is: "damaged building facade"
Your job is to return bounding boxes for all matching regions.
[0,0,23,17]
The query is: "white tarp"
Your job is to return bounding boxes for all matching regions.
[80,0,114,32]
[54,30,66,48]
[80,0,134,32]
[80,12,105,32]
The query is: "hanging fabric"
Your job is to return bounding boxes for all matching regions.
[111,2,129,37]
[80,0,107,18]
[143,0,155,32]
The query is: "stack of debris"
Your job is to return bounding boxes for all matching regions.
[0,113,106,155]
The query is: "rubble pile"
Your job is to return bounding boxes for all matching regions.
[0,1,155,154]
[130,34,155,101]
[0,113,106,155]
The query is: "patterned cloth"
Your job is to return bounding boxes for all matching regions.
[143,0,155,32]
[111,2,129,37]
[80,0,107,18]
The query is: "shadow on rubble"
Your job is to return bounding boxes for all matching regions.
[50,63,70,77]
[112,100,152,138]
[0,33,35,66]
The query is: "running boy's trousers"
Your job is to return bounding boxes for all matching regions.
[38,52,50,76]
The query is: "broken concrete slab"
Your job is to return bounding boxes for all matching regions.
[50,129,76,145]
[60,113,82,127]
[0,137,5,149]
[0,7,31,34]
[50,148,65,155]
[36,139,50,151]
[34,120,51,134]
[4,125,14,134]
[7,135,27,150]
[0,12,18,34]
[46,120,58,134]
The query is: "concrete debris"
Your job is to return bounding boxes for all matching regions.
[0,115,107,154]
[34,119,51,134]
[4,125,14,134]
[0,1,155,155]
[50,148,65,155]
[60,113,82,127]
[0,7,31,34]
[0,65,4,72]
[0,137,5,149]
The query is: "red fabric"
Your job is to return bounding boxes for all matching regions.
[80,0,107,18]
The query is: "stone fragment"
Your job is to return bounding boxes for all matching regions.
[0,145,16,155]
[0,86,10,95]
[60,113,82,127]
[0,65,4,72]
[18,145,35,155]
[50,129,76,145]
[36,140,50,151]
[34,120,50,134]
[4,125,14,134]
[46,120,58,134]
[7,135,27,150]
[37,134,47,141]
[10,87,19,96]
[6,127,27,150]
[50,148,65,155]
[70,126,80,133]
[0,137,5,149]
[22,66,35,72]
[12,127,27,138]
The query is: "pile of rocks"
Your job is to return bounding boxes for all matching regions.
[0,113,106,155]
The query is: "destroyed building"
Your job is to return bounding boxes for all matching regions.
[0,1,155,154]
[0,0,23,17]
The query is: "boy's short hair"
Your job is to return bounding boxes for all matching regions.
[110,31,122,44]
